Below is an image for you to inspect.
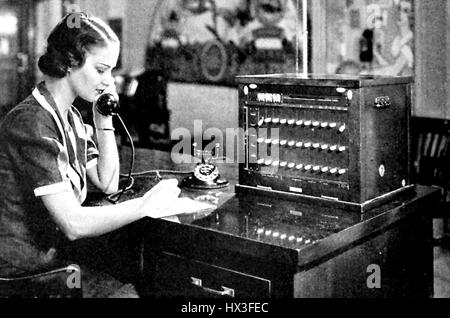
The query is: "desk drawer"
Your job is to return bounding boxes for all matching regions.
[152,252,271,297]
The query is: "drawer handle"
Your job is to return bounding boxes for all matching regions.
[191,277,235,297]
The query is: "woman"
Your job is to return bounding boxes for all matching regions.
[0,12,180,277]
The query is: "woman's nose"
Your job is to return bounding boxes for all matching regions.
[102,75,115,87]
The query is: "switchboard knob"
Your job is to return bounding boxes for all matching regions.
[304,165,312,171]
[304,142,312,148]
[280,119,287,125]
[329,122,337,128]
[257,93,265,102]
[272,118,280,124]
[288,235,295,241]
[297,237,304,243]
[321,144,329,151]
[273,232,280,238]
[339,124,346,133]
[296,120,304,126]
[321,122,329,129]
[330,145,338,152]
[330,168,338,174]
[258,119,264,127]
[272,139,280,145]
[321,166,330,173]
[338,169,347,175]
[265,160,273,166]
[313,165,321,172]
[265,118,272,124]
[288,119,296,125]
[313,143,321,149]
[280,162,288,167]
[296,164,304,170]
[288,141,296,147]
[288,163,296,169]
[305,239,312,245]
[338,146,347,152]
[257,159,265,165]
[347,90,353,101]
[272,161,280,167]
[280,140,288,146]
[265,230,272,236]
[296,142,304,148]
[265,139,272,144]
[304,120,312,127]
[280,234,287,240]
[313,121,320,128]
[257,228,264,235]
[257,138,265,144]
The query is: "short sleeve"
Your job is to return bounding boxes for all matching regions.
[3,106,72,197]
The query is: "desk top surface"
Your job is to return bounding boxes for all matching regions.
[103,148,441,269]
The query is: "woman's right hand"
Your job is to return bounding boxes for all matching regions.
[138,179,181,218]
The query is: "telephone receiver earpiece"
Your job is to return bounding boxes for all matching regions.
[95,92,120,116]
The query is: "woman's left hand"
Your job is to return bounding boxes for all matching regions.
[92,81,119,128]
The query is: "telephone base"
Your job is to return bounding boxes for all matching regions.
[181,175,229,190]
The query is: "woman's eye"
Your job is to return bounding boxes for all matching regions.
[97,68,106,74]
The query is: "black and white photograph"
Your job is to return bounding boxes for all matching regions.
[0,0,449,303]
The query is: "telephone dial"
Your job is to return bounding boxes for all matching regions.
[181,143,229,190]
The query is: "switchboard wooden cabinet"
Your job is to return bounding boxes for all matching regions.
[236,74,413,212]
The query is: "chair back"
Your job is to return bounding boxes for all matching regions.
[0,265,82,298]
[411,117,450,191]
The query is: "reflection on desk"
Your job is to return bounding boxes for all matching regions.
[190,194,360,251]
[187,188,422,252]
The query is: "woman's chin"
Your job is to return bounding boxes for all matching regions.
[81,95,96,103]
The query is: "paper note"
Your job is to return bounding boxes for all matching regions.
[152,197,216,219]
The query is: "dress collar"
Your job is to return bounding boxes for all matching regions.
[36,82,61,115]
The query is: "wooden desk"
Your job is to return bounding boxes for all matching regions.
[83,149,441,298]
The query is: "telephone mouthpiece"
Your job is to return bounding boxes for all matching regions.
[95,93,120,116]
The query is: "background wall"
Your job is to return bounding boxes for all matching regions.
[168,83,238,142]
[448,1,450,119]
[35,0,62,80]
[414,0,449,119]
[121,0,155,75]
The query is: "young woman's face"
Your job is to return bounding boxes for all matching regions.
[68,41,120,102]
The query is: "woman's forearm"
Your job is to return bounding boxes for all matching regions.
[95,128,120,193]
[74,198,143,239]
[43,193,145,241]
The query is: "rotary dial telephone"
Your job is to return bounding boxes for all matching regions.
[181,143,229,190]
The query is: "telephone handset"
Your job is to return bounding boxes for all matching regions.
[94,92,120,116]
[93,92,133,204]
[181,144,229,190]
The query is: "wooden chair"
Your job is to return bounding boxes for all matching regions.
[0,264,82,298]
[411,117,450,247]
